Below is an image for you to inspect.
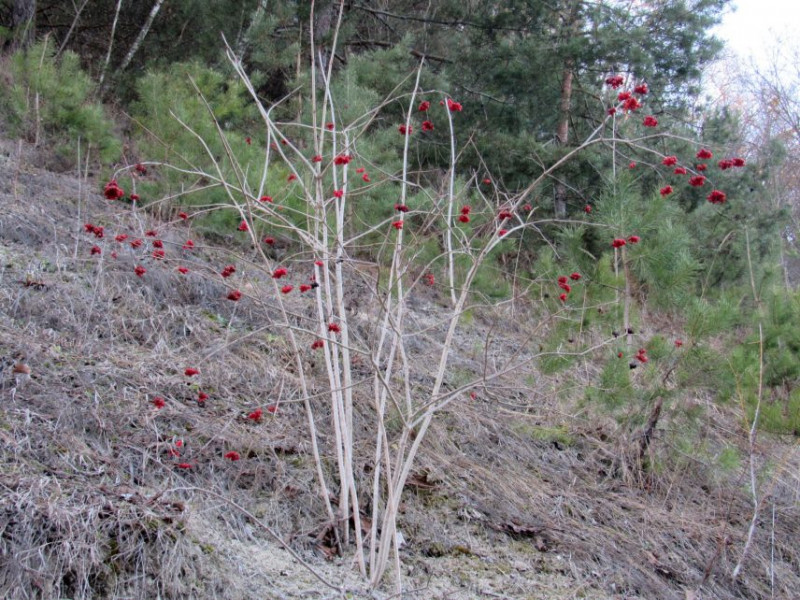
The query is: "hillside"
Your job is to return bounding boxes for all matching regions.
[1,135,798,600]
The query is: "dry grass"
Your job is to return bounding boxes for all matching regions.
[1,137,799,599]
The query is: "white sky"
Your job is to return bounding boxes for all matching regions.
[713,0,798,64]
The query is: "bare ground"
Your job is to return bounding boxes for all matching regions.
[1,138,799,599]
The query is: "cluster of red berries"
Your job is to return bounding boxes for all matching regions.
[355,166,371,183]
[657,148,744,204]
[604,77,648,115]
[157,429,245,468]
[601,78,745,208]
[394,97,461,141]
[556,272,582,303]
[104,179,125,200]
[634,347,648,363]
[611,235,639,249]
[84,223,104,238]
[245,405,277,423]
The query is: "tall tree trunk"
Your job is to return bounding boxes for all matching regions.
[116,0,165,76]
[97,0,123,90]
[11,0,36,50]
[552,0,581,219]
[556,65,573,146]
[554,61,573,219]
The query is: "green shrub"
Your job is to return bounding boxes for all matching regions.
[587,351,635,411]
[745,389,800,436]
[685,291,744,339]
[132,61,256,159]
[0,39,121,164]
[129,61,293,238]
[716,289,800,435]
[761,292,800,388]
[592,176,699,309]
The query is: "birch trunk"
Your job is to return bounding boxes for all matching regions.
[117,0,165,75]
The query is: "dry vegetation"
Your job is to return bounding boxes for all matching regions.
[1,137,799,599]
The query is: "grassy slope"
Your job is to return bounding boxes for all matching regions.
[0,137,798,599]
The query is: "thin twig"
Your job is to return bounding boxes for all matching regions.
[56,0,90,58]
[732,323,764,579]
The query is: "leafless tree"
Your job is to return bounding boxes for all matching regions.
[709,42,800,287]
